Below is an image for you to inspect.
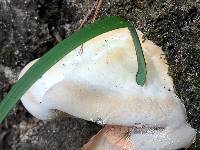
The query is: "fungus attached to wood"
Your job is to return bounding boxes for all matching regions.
[19,28,196,150]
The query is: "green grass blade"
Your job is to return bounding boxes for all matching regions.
[0,16,147,124]
[129,25,147,86]
[0,16,130,123]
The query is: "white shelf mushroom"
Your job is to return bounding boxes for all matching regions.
[19,28,196,150]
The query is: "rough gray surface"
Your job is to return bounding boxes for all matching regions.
[0,0,199,149]
[16,117,101,150]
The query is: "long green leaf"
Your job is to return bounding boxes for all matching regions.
[0,16,147,123]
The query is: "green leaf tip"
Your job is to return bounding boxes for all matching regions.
[0,16,130,124]
[128,26,147,86]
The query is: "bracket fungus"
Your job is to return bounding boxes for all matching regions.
[19,28,196,149]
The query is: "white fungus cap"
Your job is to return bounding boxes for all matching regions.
[19,28,196,149]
